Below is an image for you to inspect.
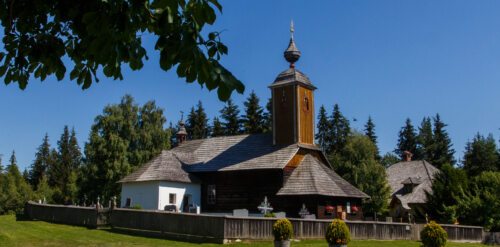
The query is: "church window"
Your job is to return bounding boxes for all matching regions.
[303,96,310,111]
[207,185,216,205]
[169,193,176,204]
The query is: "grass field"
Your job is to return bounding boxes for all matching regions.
[0,215,490,247]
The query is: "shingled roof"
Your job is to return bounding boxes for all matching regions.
[120,134,299,182]
[269,68,316,89]
[277,154,369,198]
[386,160,439,205]
[119,150,200,183]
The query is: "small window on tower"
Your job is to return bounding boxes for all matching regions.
[303,96,310,111]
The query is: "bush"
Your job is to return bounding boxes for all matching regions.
[272,218,293,241]
[420,221,447,247]
[264,212,276,217]
[130,204,142,210]
[325,219,350,245]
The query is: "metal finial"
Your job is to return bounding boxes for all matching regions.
[284,20,301,68]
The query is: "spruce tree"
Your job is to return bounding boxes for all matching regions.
[262,98,273,133]
[187,101,209,139]
[462,133,499,177]
[329,104,350,154]
[1,151,33,214]
[29,134,52,189]
[395,118,421,160]
[211,117,225,137]
[364,116,380,159]
[315,105,330,152]
[431,114,455,168]
[417,117,434,161]
[220,99,241,135]
[242,91,264,134]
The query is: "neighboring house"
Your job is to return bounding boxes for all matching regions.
[119,26,369,219]
[386,152,439,221]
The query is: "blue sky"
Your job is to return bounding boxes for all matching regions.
[2,0,500,170]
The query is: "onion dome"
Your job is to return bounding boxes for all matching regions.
[284,20,301,68]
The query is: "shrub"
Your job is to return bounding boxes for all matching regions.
[420,221,448,247]
[130,204,142,210]
[272,218,293,241]
[325,219,350,245]
[264,212,276,217]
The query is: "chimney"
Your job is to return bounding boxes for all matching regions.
[403,151,413,162]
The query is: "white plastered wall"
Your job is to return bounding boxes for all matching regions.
[120,181,159,210]
[158,181,201,212]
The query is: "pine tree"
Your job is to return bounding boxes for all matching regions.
[329,104,350,154]
[462,133,499,177]
[242,91,264,134]
[430,114,455,168]
[417,117,434,161]
[395,118,421,160]
[262,98,273,133]
[220,99,241,135]
[29,134,52,189]
[364,116,380,159]
[186,101,209,139]
[211,117,225,137]
[315,105,330,151]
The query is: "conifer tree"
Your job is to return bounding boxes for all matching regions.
[242,91,264,134]
[417,117,434,161]
[0,155,3,174]
[211,117,225,137]
[220,99,241,135]
[29,134,53,189]
[430,114,455,168]
[187,101,209,139]
[395,118,421,160]
[329,104,350,154]
[364,116,380,159]
[462,133,499,177]
[315,105,330,151]
[380,152,400,168]
[263,98,273,133]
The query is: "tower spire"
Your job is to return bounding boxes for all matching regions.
[284,20,301,68]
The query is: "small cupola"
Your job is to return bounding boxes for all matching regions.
[176,116,188,145]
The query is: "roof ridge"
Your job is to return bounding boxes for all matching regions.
[421,160,432,180]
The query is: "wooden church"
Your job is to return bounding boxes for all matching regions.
[119,25,369,219]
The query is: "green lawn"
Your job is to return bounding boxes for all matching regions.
[0,215,490,247]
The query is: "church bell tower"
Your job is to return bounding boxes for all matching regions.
[270,21,317,146]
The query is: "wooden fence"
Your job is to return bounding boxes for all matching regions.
[24,202,484,244]
[24,201,109,228]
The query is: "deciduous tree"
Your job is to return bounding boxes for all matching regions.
[0,0,244,100]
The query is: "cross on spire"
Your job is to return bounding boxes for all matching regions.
[284,20,301,68]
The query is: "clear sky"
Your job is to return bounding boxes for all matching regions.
[2,0,500,170]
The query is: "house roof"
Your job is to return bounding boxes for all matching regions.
[269,68,316,89]
[118,150,200,184]
[386,160,439,205]
[120,134,298,182]
[277,154,369,198]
